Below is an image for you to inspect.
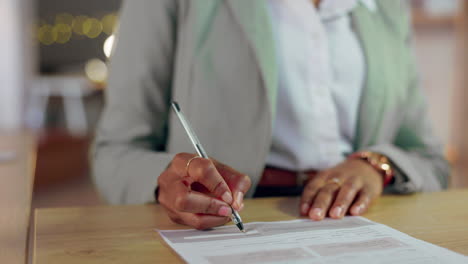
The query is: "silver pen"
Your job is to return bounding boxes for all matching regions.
[171,101,245,233]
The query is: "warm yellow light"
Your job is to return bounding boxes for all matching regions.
[55,13,74,26]
[103,35,115,58]
[53,24,72,44]
[85,59,108,84]
[38,24,56,45]
[83,18,103,39]
[102,13,118,35]
[72,15,88,35]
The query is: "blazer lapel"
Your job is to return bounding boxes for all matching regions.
[227,0,278,118]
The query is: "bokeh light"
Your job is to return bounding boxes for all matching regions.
[85,59,108,84]
[102,14,118,35]
[83,18,103,39]
[53,24,72,44]
[103,35,115,58]
[37,13,119,45]
[38,24,57,45]
[72,15,89,35]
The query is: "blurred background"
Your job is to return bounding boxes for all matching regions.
[29,0,468,209]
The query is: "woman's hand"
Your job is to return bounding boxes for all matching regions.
[300,159,383,220]
[157,153,251,230]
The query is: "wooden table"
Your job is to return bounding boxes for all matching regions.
[33,190,468,264]
[0,132,36,264]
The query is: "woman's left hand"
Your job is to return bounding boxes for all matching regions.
[300,159,383,220]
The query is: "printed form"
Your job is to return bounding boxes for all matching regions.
[158,217,468,264]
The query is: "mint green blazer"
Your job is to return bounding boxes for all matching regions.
[93,0,449,204]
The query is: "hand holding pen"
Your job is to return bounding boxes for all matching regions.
[156,102,250,231]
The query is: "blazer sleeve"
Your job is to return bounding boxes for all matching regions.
[362,3,450,193]
[364,82,450,193]
[92,0,178,204]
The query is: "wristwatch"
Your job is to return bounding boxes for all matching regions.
[349,151,395,187]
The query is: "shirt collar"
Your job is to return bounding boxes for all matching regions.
[319,0,377,20]
[319,0,358,20]
[360,0,378,12]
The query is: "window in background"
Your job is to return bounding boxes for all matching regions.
[32,0,123,209]
[410,0,467,188]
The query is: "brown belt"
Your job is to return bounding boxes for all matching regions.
[258,166,318,187]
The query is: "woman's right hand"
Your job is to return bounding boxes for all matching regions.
[157,153,251,230]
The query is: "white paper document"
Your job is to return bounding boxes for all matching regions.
[158,217,468,264]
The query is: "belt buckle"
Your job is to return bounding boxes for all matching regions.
[296,171,309,186]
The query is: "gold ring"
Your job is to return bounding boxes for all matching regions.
[185,156,202,176]
[326,177,342,187]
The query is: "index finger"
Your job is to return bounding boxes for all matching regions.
[188,157,233,204]
[213,160,251,210]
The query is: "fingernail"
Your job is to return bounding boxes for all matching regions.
[331,206,343,218]
[357,204,365,214]
[352,204,364,215]
[236,192,244,207]
[221,191,233,204]
[301,203,309,214]
[218,206,232,217]
[310,208,323,220]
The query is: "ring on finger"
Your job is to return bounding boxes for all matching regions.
[325,177,343,187]
[185,156,202,176]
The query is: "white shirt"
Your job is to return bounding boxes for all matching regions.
[266,0,367,171]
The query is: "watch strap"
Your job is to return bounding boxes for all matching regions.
[349,151,395,187]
